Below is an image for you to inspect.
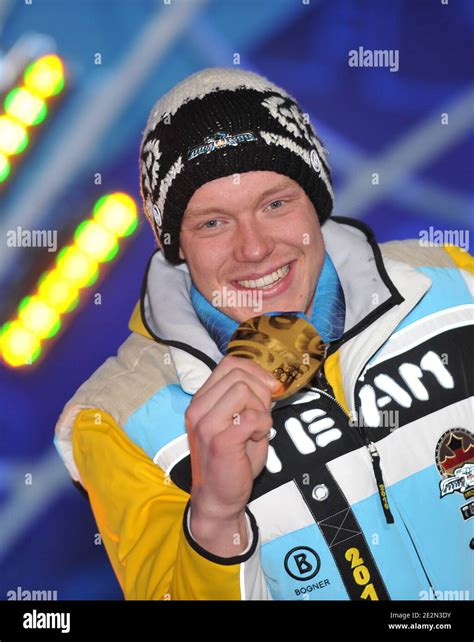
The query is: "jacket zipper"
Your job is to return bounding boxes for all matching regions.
[366,441,394,524]
[311,384,348,417]
[315,361,395,525]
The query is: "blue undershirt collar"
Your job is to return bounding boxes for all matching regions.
[190,252,346,354]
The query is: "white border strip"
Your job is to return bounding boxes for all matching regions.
[153,433,189,476]
[369,306,474,369]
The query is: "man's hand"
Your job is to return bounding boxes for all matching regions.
[185,356,279,557]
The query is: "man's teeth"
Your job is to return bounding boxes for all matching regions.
[237,264,290,289]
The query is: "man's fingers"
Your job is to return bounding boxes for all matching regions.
[210,408,273,455]
[194,355,278,400]
[230,408,273,443]
[188,367,273,425]
[190,381,266,442]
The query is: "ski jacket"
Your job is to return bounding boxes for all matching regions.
[54,217,474,600]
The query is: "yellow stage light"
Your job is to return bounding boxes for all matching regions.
[56,246,99,288]
[38,270,79,314]
[0,153,10,182]
[0,321,41,366]
[18,295,61,339]
[24,55,65,98]
[93,192,138,237]
[4,87,47,126]
[0,116,28,155]
[75,220,119,262]
[1,193,138,367]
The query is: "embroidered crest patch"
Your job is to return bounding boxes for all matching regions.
[187,130,257,161]
[435,428,474,500]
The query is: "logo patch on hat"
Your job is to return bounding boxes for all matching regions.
[435,428,474,500]
[187,130,257,161]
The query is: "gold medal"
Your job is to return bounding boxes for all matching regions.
[227,314,326,400]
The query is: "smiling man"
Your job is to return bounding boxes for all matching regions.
[55,68,473,601]
[179,171,324,321]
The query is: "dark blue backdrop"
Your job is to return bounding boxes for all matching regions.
[0,0,472,599]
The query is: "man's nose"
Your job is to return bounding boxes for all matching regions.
[232,219,275,263]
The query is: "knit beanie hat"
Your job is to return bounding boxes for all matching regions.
[139,67,334,264]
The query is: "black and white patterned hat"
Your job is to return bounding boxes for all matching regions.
[139,67,334,264]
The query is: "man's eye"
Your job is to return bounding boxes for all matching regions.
[267,200,285,210]
[200,219,220,229]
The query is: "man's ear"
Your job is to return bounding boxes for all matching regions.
[179,245,186,261]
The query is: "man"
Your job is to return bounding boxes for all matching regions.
[55,68,473,600]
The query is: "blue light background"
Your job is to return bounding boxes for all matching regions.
[0,0,472,599]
